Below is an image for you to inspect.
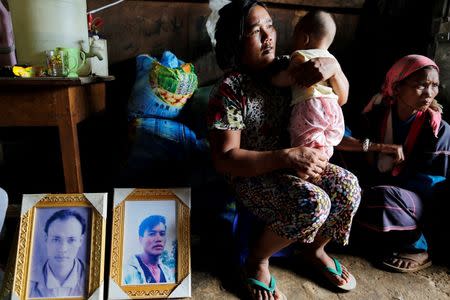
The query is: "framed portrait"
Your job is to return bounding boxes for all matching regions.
[11,193,107,300]
[108,188,191,299]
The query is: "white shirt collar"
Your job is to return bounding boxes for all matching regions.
[45,259,81,289]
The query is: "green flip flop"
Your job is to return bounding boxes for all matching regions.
[246,275,276,294]
[245,274,287,299]
[324,257,356,291]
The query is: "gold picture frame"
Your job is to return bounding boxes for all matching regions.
[108,188,191,299]
[11,193,107,300]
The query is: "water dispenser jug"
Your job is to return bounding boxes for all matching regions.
[9,0,89,67]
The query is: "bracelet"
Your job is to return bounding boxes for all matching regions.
[362,138,370,152]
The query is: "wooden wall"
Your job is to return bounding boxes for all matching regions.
[88,0,363,85]
[86,0,443,119]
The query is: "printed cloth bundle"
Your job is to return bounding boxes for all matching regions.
[150,61,198,108]
[128,51,198,119]
[125,51,207,182]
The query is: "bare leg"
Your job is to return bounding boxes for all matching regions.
[246,226,292,300]
[301,235,352,286]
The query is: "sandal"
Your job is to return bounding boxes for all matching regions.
[246,275,287,300]
[381,252,432,273]
[323,257,356,291]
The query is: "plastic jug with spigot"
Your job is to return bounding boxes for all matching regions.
[8,0,89,69]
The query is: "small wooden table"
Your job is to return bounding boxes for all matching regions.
[0,76,114,193]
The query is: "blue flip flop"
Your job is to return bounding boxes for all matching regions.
[324,257,356,291]
[246,275,287,299]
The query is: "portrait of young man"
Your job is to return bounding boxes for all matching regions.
[123,214,176,285]
[29,208,89,298]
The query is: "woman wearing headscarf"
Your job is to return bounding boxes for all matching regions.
[207,0,361,298]
[337,54,450,272]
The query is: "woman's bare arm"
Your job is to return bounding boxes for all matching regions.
[209,129,328,178]
[336,136,405,164]
[272,54,305,87]
[271,70,294,87]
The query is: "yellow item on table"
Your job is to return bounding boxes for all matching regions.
[12,66,33,77]
[12,65,46,77]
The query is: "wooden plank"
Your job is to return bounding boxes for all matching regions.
[270,8,359,58]
[331,13,360,58]
[0,76,114,86]
[68,83,106,123]
[0,88,59,126]
[96,2,198,64]
[186,4,223,84]
[95,1,362,64]
[57,89,83,193]
[90,0,364,8]
[85,83,107,116]
[0,77,82,86]
[94,1,219,84]
[92,1,361,84]
[265,0,364,9]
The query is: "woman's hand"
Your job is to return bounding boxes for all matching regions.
[285,146,328,179]
[380,144,405,164]
[337,137,405,166]
[289,56,340,87]
[211,131,328,178]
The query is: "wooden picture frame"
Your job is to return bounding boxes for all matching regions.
[108,188,191,299]
[11,193,108,300]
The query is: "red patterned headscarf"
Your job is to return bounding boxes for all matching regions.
[363,54,441,137]
[381,54,439,97]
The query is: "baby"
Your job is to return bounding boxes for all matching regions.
[273,10,347,161]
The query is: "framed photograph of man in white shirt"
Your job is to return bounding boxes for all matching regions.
[29,207,90,298]
[11,194,107,300]
[109,188,191,299]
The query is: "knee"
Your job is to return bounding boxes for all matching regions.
[300,189,332,224]
[337,170,361,209]
[362,186,397,207]
[340,169,361,191]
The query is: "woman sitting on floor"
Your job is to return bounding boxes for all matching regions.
[207,0,361,298]
[337,54,450,272]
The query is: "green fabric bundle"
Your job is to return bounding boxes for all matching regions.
[149,61,198,107]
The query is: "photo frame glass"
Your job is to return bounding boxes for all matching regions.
[109,188,191,299]
[122,200,177,285]
[29,206,91,298]
[11,194,107,300]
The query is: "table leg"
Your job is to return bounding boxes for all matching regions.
[58,121,83,193]
[57,88,83,193]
